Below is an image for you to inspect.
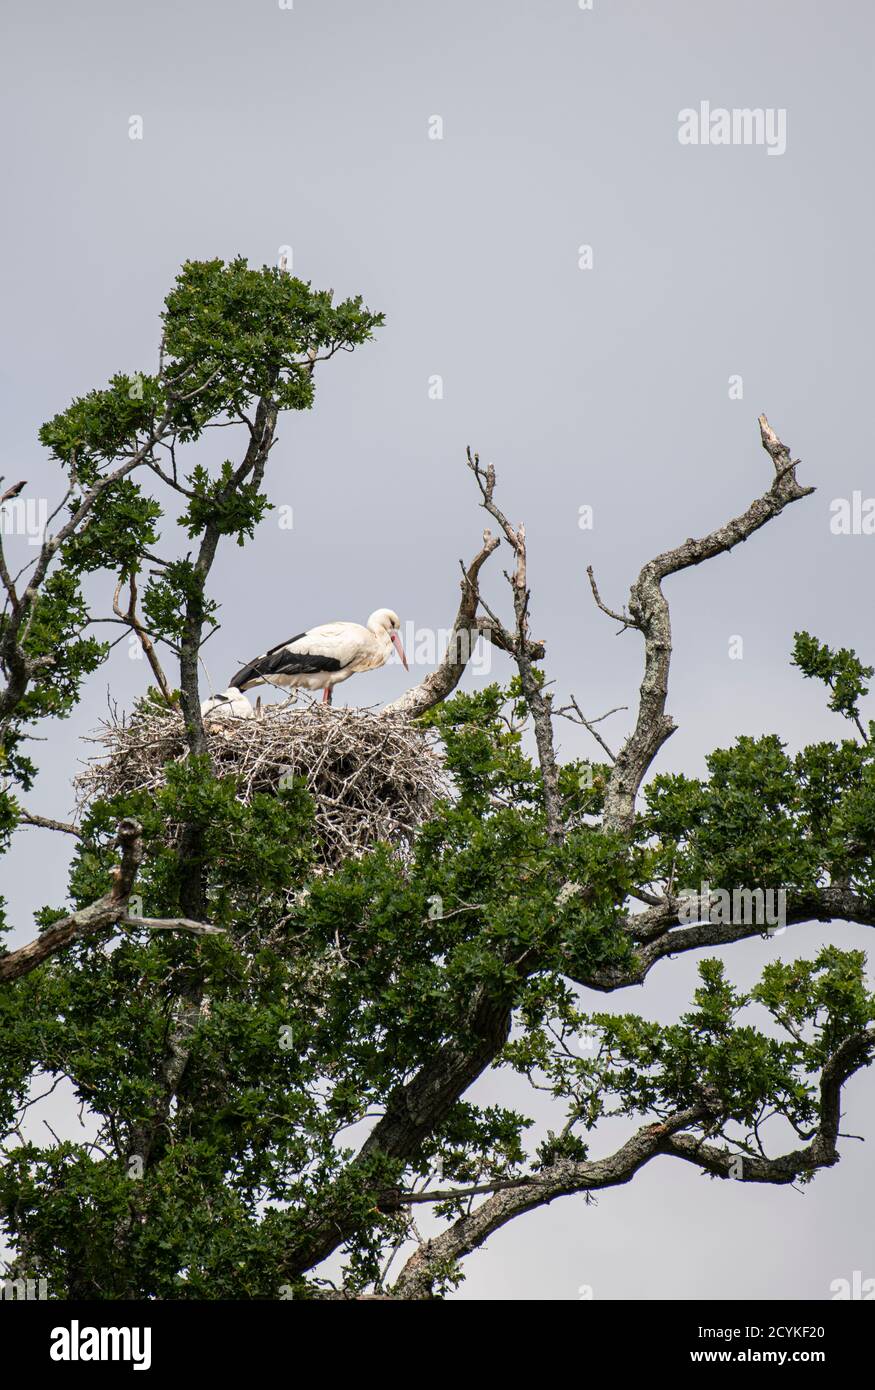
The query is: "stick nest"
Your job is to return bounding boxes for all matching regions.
[75,701,448,869]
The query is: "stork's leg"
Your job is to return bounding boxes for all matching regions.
[322,685,332,705]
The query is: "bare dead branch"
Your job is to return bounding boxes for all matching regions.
[0,819,143,983]
[586,566,641,631]
[112,574,176,707]
[463,448,563,840]
[0,821,221,988]
[121,914,225,937]
[599,417,814,836]
[16,809,81,838]
[382,529,501,719]
[474,615,545,662]
[555,695,626,763]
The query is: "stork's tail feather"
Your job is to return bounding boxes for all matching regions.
[228,664,257,691]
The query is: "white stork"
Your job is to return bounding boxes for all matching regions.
[201,688,255,723]
[228,608,408,705]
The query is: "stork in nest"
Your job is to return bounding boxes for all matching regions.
[227,608,408,705]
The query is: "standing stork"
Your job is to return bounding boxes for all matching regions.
[228,608,408,705]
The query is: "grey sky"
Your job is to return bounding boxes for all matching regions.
[1,0,873,1298]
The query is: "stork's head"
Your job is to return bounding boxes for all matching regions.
[367,608,408,670]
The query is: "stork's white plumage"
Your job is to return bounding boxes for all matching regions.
[228,608,408,705]
[201,688,255,722]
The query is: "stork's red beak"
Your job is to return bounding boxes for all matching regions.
[390,631,409,671]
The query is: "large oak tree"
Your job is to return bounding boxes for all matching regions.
[1,260,872,1298]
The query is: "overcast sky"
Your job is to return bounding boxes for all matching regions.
[2,0,874,1300]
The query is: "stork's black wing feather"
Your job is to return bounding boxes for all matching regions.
[265,632,308,656]
[229,633,342,689]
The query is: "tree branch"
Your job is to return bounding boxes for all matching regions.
[463,449,563,840]
[598,417,814,835]
[121,914,224,937]
[0,820,143,983]
[382,529,501,719]
[112,574,176,707]
[634,885,875,976]
[175,393,278,924]
[391,1102,710,1298]
[390,1029,873,1297]
[0,825,224,984]
[281,981,514,1277]
[570,885,875,991]
[177,394,278,762]
[15,809,81,838]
